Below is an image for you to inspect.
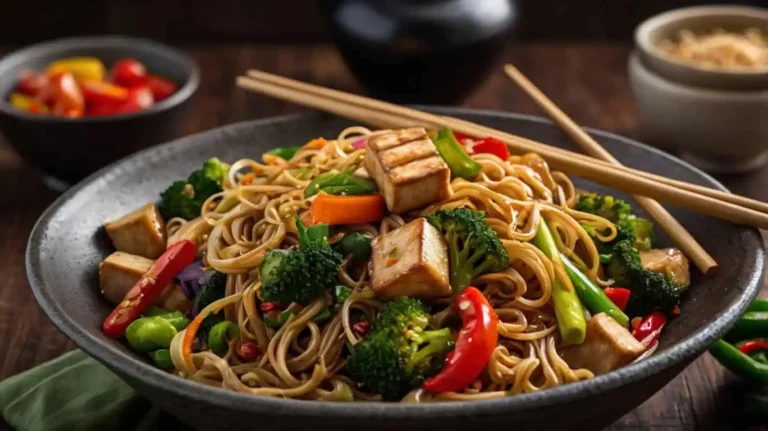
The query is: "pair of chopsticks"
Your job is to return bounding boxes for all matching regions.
[235,69,768,273]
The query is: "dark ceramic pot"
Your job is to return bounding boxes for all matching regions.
[26,109,764,430]
[0,36,199,186]
[321,0,517,104]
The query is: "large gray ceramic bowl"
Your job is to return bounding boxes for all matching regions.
[26,109,765,431]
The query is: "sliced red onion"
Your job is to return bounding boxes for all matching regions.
[177,260,204,299]
[352,138,367,150]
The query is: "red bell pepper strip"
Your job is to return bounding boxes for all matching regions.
[423,287,498,393]
[472,137,510,160]
[81,80,130,105]
[738,339,768,356]
[112,58,148,87]
[102,240,197,337]
[603,287,631,311]
[145,75,178,101]
[632,311,667,348]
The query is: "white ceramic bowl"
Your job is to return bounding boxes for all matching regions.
[628,50,768,174]
[634,5,768,91]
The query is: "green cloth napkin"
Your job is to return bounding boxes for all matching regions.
[0,350,189,431]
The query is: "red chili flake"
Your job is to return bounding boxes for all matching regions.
[352,321,370,337]
[238,342,261,362]
[672,305,681,316]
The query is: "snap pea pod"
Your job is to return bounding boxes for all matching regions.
[153,349,174,370]
[142,306,190,331]
[267,146,302,160]
[533,219,586,345]
[748,299,768,313]
[208,321,240,354]
[561,253,629,327]
[431,128,482,180]
[125,316,177,352]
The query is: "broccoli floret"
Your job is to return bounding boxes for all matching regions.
[426,208,509,293]
[194,270,228,343]
[346,298,454,400]
[260,221,343,304]
[575,192,655,251]
[607,240,686,317]
[158,157,231,220]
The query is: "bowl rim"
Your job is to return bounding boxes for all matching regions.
[0,35,200,123]
[629,49,768,99]
[25,109,765,419]
[634,5,768,77]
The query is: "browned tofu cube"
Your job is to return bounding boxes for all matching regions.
[561,313,646,375]
[365,128,451,214]
[370,218,451,300]
[98,251,190,313]
[104,203,166,259]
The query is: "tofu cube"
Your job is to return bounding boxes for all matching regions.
[365,128,451,214]
[98,251,190,313]
[561,313,646,375]
[104,203,167,259]
[370,218,451,300]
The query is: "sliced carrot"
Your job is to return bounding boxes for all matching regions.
[310,193,385,225]
[305,138,326,149]
[181,311,207,370]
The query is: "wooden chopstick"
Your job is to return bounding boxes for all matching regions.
[445,116,768,214]
[243,69,768,216]
[235,72,768,230]
[503,64,716,274]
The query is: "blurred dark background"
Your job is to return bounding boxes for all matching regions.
[2,0,766,45]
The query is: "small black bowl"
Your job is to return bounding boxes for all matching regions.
[0,36,200,186]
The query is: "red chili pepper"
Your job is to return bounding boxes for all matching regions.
[127,85,154,108]
[472,137,510,160]
[112,58,147,87]
[423,286,498,393]
[15,70,49,97]
[238,342,261,362]
[81,80,129,106]
[145,75,178,101]
[632,311,667,348]
[352,321,369,337]
[102,240,197,337]
[739,339,768,356]
[603,287,631,311]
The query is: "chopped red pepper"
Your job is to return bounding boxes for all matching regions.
[352,321,370,337]
[472,137,510,160]
[102,240,197,337]
[15,70,49,97]
[423,287,498,393]
[48,72,85,118]
[81,80,129,106]
[632,311,667,348]
[112,58,147,87]
[145,75,178,101]
[238,342,261,362]
[739,339,768,356]
[259,302,278,313]
[603,287,631,311]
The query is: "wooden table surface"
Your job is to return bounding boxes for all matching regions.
[0,42,766,430]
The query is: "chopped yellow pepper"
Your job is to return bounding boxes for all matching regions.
[9,93,48,114]
[46,57,106,82]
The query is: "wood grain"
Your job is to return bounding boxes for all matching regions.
[0,43,765,430]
